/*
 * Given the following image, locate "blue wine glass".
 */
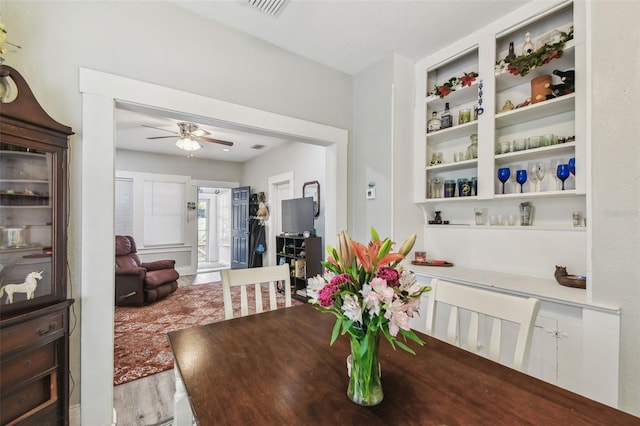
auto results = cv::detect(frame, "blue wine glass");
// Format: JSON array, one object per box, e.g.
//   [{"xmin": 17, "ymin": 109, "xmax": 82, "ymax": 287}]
[
  {"xmin": 557, "ymin": 164, "xmax": 570, "ymax": 190},
  {"xmin": 516, "ymin": 169, "xmax": 527, "ymax": 193},
  {"xmin": 568, "ymin": 157, "xmax": 575, "ymax": 175},
  {"xmin": 497, "ymin": 167, "xmax": 510, "ymax": 194}
]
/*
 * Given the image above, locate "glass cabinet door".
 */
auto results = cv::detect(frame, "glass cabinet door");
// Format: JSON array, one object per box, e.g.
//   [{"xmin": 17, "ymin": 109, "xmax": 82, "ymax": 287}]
[{"xmin": 0, "ymin": 142, "xmax": 62, "ymax": 312}]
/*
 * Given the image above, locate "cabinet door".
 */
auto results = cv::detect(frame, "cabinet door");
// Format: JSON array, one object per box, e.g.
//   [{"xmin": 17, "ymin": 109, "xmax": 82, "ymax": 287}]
[{"xmin": 0, "ymin": 142, "xmax": 66, "ymax": 314}]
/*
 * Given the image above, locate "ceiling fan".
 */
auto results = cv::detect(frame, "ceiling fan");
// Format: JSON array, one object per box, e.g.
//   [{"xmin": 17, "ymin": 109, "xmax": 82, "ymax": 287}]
[{"xmin": 143, "ymin": 122, "xmax": 234, "ymax": 152}]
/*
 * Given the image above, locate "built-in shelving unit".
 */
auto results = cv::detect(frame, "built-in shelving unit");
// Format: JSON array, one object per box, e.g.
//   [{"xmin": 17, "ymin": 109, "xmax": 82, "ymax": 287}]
[{"xmin": 415, "ymin": 0, "xmax": 584, "ymax": 230}]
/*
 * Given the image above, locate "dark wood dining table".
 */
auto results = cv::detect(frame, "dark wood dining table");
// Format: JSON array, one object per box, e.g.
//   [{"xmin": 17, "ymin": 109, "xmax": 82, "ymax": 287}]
[{"xmin": 168, "ymin": 304, "xmax": 639, "ymax": 425}]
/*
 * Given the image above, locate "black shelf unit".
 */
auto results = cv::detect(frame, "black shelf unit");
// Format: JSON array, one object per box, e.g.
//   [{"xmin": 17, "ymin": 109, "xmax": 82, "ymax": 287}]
[{"xmin": 276, "ymin": 235, "xmax": 322, "ymax": 301}]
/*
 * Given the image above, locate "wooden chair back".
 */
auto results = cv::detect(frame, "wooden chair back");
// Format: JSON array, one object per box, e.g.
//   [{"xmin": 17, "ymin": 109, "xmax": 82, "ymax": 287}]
[
  {"xmin": 425, "ymin": 278, "xmax": 541, "ymax": 371},
  {"xmin": 221, "ymin": 264, "xmax": 291, "ymax": 319}
]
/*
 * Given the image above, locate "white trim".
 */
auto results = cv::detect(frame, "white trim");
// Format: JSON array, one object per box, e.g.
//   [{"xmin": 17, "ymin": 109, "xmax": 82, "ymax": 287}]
[
  {"xmin": 267, "ymin": 172, "xmax": 295, "ymax": 265},
  {"xmin": 79, "ymin": 68, "xmax": 348, "ymax": 425}
]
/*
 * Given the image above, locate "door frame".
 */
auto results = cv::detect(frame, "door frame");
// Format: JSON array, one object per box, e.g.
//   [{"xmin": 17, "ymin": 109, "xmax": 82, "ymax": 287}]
[
  {"xmin": 79, "ymin": 68, "xmax": 348, "ymax": 425},
  {"xmin": 267, "ymin": 172, "xmax": 294, "ymax": 266},
  {"xmin": 191, "ymin": 179, "xmax": 238, "ymax": 274}
]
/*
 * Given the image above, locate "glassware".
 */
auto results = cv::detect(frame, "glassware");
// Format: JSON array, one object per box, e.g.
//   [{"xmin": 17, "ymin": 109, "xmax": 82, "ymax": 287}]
[
  {"xmin": 535, "ymin": 162, "xmax": 546, "ymax": 191},
  {"xmin": 467, "ymin": 134, "xmax": 478, "ymax": 159},
  {"xmin": 433, "ymin": 177, "xmax": 444, "ymax": 198},
  {"xmin": 516, "ymin": 169, "xmax": 528, "ymax": 193},
  {"xmin": 459, "ymin": 109, "xmax": 471, "ymax": 124},
  {"xmin": 513, "ymin": 138, "xmax": 526, "ymax": 151},
  {"xmin": 549, "ymin": 159, "xmax": 560, "ymax": 190},
  {"xmin": 528, "ymin": 162, "xmax": 538, "ymax": 192},
  {"xmin": 458, "ymin": 178, "xmax": 472, "ymax": 197},
  {"xmin": 444, "ymin": 180, "xmax": 456, "ymax": 198},
  {"xmin": 527, "ymin": 136, "xmax": 541, "ymax": 149},
  {"xmin": 497, "ymin": 167, "xmax": 510, "ymax": 194},
  {"xmin": 500, "ymin": 140, "xmax": 511, "ymax": 154},
  {"xmin": 474, "ymin": 208, "xmax": 485, "ymax": 225},
  {"xmin": 569, "ymin": 157, "xmax": 575, "ymax": 175},
  {"xmin": 557, "ymin": 164, "xmax": 570, "ymax": 190}
]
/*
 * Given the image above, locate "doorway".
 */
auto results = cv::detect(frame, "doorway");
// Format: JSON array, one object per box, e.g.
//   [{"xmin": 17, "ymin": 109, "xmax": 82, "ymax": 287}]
[
  {"xmin": 197, "ymin": 187, "xmax": 231, "ymax": 272},
  {"xmin": 79, "ymin": 68, "xmax": 348, "ymax": 425}
]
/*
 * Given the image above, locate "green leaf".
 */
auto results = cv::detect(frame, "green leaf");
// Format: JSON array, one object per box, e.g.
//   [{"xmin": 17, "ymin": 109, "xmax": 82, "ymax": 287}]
[
  {"xmin": 400, "ymin": 329, "xmax": 425, "ymax": 346},
  {"xmin": 396, "ymin": 340, "xmax": 416, "ymax": 355},
  {"xmin": 330, "ymin": 318, "xmax": 341, "ymax": 345}
]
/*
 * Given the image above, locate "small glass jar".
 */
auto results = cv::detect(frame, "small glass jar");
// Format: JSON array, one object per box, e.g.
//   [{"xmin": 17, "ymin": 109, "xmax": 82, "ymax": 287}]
[
  {"xmin": 459, "ymin": 108, "xmax": 471, "ymax": 124},
  {"xmin": 500, "ymin": 140, "xmax": 512, "ymax": 154},
  {"xmin": 444, "ymin": 180, "xmax": 456, "ymax": 198},
  {"xmin": 513, "ymin": 138, "xmax": 527, "ymax": 151},
  {"xmin": 427, "ymin": 111, "xmax": 441, "ymax": 133},
  {"xmin": 467, "ymin": 134, "xmax": 478, "ymax": 159},
  {"xmin": 528, "ymin": 136, "xmax": 541, "ymax": 149}
]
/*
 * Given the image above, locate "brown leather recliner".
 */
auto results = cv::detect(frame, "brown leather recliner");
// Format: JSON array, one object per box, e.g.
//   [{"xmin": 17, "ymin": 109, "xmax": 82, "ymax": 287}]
[{"xmin": 115, "ymin": 235, "xmax": 179, "ymax": 306}]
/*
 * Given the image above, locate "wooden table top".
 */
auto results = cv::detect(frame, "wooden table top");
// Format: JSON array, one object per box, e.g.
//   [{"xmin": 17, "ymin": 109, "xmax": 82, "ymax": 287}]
[{"xmin": 168, "ymin": 304, "xmax": 639, "ymax": 425}]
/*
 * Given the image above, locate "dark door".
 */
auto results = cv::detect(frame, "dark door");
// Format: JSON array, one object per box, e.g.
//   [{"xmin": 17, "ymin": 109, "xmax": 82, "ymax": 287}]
[{"xmin": 230, "ymin": 186, "xmax": 250, "ymax": 269}]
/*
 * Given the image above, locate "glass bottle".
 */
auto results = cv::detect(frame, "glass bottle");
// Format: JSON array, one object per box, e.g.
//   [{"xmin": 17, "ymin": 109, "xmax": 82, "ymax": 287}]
[
  {"xmin": 506, "ymin": 41, "xmax": 516, "ymax": 61},
  {"xmin": 427, "ymin": 111, "xmax": 441, "ymax": 133},
  {"xmin": 522, "ymin": 32, "xmax": 534, "ymax": 56},
  {"xmin": 441, "ymin": 102, "xmax": 452, "ymax": 129}
]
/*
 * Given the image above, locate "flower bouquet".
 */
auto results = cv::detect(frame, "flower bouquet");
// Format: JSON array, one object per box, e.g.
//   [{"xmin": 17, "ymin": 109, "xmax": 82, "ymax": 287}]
[{"xmin": 307, "ymin": 228, "xmax": 431, "ymax": 406}]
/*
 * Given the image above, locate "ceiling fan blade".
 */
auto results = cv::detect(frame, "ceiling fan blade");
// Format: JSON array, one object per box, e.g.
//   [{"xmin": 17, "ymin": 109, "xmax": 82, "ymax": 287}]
[
  {"xmin": 200, "ymin": 136, "xmax": 234, "ymax": 147},
  {"xmin": 147, "ymin": 135, "xmax": 178, "ymax": 140},
  {"xmin": 191, "ymin": 129, "xmax": 210, "ymax": 137},
  {"xmin": 142, "ymin": 124, "xmax": 179, "ymax": 135}
]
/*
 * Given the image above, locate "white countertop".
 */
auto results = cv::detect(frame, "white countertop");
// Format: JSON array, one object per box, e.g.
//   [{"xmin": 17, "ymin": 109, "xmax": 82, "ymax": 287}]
[{"xmin": 408, "ymin": 264, "xmax": 620, "ymax": 314}]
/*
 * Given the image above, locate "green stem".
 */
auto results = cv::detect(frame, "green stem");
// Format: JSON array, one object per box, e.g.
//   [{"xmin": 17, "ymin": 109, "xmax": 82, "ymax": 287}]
[{"xmin": 347, "ymin": 329, "xmax": 383, "ymax": 406}]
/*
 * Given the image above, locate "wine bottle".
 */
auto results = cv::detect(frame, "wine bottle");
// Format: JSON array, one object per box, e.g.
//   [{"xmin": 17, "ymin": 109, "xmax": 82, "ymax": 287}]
[
  {"xmin": 506, "ymin": 42, "xmax": 516, "ymax": 61},
  {"xmin": 522, "ymin": 32, "xmax": 534, "ymax": 56},
  {"xmin": 441, "ymin": 102, "xmax": 452, "ymax": 129},
  {"xmin": 553, "ymin": 69, "xmax": 575, "ymax": 82}
]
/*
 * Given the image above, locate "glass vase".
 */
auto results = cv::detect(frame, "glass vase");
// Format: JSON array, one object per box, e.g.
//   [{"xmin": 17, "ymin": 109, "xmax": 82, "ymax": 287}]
[{"xmin": 347, "ymin": 330, "xmax": 383, "ymax": 406}]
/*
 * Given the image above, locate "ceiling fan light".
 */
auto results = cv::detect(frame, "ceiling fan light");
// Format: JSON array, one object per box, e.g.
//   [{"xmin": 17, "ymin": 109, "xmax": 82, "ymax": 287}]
[{"xmin": 175, "ymin": 136, "xmax": 202, "ymax": 151}]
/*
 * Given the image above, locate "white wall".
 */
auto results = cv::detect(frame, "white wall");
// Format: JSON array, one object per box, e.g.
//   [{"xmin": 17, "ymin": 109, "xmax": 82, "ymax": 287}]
[
  {"xmin": 116, "ymin": 149, "xmax": 243, "ymax": 182},
  {"xmin": 590, "ymin": 0, "xmax": 640, "ymax": 415},
  {"xmin": 242, "ymin": 140, "xmax": 327, "ymax": 263},
  {"xmin": 0, "ymin": 0, "xmax": 351, "ymax": 415},
  {"xmin": 351, "ymin": 56, "xmax": 394, "ymax": 241}
]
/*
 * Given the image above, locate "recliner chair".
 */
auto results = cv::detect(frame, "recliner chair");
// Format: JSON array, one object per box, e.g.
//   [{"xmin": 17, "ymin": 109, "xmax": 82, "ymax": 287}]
[{"xmin": 115, "ymin": 235, "xmax": 179, "ymax": 306}]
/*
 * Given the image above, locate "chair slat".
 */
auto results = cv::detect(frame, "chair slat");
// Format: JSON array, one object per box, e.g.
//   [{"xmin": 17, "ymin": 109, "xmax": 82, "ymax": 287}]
[
  {"xmin": 426, "ymin": 278, "xmax": 541, "ymax": 371},
  {"xmin": 221, "ymin": 264, "xmax": 292, "ymax": 320}
]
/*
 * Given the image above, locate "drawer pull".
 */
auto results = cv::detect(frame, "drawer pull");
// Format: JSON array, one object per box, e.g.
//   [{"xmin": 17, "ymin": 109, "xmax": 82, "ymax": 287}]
[
  {"xmin": 37, "ymin": 321, "xmax": 58, "ymax": 336},
  {"xmin": 18, "ymin": 395, "xmax": 27, "ymax": 404},
  {"xmin": 23, "ymin": 359, "xmax": 32, "ymax": 367}
]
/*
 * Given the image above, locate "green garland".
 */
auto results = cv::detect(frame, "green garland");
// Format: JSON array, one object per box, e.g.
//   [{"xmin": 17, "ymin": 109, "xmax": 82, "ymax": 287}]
[{"xmin": 500, "ymin": 29, "xmax": 573, "ymax": 77}]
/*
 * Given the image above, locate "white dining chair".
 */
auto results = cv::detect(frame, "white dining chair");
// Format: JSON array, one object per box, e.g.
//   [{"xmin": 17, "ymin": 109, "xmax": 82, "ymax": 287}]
[
  {"xmin": 425, "ymin": 278, "xmax": 541, "ymax": 371},
  {"xmin": 221, "ymin": 264, "xmax": 292, "ymax": 319}
]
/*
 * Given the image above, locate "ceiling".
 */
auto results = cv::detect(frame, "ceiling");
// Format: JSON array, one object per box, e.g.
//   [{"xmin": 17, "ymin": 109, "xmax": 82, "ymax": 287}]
[
  {"xmin": 115, "ymin": 104, "xmax": 290, "ymax": 162},
  {"xmin": 117, "ymin": 0, "xmax": 532, "ymax": 161}
]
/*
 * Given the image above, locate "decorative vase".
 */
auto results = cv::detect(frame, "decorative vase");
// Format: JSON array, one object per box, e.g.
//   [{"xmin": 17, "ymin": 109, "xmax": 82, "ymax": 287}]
[{"xmin": 347, "ymin": 329, "xmax": 383, "ymax": 406}]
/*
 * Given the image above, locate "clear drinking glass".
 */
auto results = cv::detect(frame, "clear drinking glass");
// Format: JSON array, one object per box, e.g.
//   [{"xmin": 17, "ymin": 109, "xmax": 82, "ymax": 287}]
[
  {"xmin": 528, "ymin": 162, "xmax": 539, "ymax": 192},
  {"xmin": 535, "ymin": 162, "xmax": 546, "ymax": 191}
]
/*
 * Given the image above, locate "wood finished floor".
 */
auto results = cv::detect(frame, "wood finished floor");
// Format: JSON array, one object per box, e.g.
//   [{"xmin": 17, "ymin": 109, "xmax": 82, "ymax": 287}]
[{"xmin": 113, "ymin": 271, "xmax": 224, "ymax": 425}]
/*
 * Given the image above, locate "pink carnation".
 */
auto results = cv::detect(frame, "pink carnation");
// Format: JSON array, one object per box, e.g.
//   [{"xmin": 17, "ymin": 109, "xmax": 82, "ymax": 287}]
[
  {"xmin": 377, "ymin": 267, "xmax": 401, "ymax": 287},
  {"xmin": 318, "ymin": 283, "xmax": 338, "ymax": 307},
  {"xmin": 330, "ymin": 273, "xmax": 351, "ymax": 287}
]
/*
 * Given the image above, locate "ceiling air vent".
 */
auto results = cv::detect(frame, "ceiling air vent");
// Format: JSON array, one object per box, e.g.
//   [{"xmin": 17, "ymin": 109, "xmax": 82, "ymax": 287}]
[
  {"xmin": 251, "ymin": 144, "xmax": 266, "ymax": 150},
  {"xmin": 247, "ymin": 0, "xmax": 289, "ymax": 17}
]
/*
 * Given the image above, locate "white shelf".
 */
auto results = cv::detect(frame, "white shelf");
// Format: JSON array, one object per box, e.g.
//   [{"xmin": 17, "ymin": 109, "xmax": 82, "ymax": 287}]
[
  {"xmin": 0, "ymin": 179, "xmax": 49, "ymax": 184},
  {"xmin": 493, "ymin": 189, "xmax": 581, "ymax": 199},
  {"xmin": 426, "ymin": 158, "xmax": 477, "ymax": 173},
  {"xmin": 495, "ymin": 141, "xmax": 575, "ymax": 164},
  {"xmin": 426, "ymin": 121, "xmax": 478, "ymax": 144},
  {"xmin": 426, "ymin": 80, "xmax": 479, "ymax": 107},
  {"xmin": 495, "ymin": 93, "xmax": 575, "ymax": 128},
  {"xmin": 421, "ymin": 196, "xmax": 478, "ymax": 203},
  {"xmin": 427, "ymin": 223, "xmax": 586, "ymax": 232}
]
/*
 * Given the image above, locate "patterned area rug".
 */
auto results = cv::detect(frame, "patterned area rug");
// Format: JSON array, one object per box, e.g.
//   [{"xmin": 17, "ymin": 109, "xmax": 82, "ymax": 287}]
[{"xmin": 114, "ymin": 281, "xmax": 300, "ymax": 385}]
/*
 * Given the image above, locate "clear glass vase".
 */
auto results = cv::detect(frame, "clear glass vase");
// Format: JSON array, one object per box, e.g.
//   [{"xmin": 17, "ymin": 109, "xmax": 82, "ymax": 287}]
[{"xmin": 347, "ymin": 330, "xmax": 383, "ymax": 406}]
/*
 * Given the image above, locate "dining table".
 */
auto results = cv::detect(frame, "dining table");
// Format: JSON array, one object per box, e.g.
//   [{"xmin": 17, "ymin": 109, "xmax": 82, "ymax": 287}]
[{"xmin": 167, "ymin": 303, "xmax": 639, "ymax": 425}]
